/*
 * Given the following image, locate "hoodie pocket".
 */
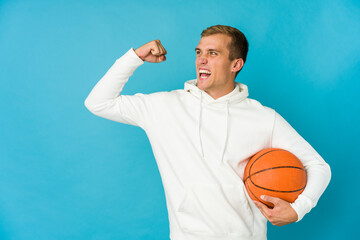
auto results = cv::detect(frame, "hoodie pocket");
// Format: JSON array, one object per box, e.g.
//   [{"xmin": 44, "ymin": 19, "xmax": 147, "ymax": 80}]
[{"xmin": 177, "ymin": 183, "xmax": 254, "ymax": 237}]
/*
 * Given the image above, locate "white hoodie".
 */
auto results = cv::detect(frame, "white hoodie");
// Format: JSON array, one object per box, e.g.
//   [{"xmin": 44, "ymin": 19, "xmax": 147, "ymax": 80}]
[{"xmin": 84, "ymin": 49, "xmax": 331, "ymax": 240}]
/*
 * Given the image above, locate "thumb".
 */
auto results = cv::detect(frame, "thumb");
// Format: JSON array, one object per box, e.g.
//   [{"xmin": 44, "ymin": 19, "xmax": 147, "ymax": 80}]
[{"xmin": 158, "ymin": 55, "xmax": 166, "ymax": 62}]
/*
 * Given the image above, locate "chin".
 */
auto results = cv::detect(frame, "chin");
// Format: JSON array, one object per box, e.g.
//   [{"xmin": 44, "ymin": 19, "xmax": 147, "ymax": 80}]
[
  {"xmin": 196, "ymin": 81, "xmax": 206, "ymax": 90},
  {"xmin": 197, "ymin": 78, "xmax": 210, "ymax": 90}
]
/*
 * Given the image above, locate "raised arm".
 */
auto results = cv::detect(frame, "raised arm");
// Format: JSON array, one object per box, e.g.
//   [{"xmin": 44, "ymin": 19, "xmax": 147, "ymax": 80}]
[{"xmin": 84, "ymin": 40, "xmax": 167, "ymax": 127}]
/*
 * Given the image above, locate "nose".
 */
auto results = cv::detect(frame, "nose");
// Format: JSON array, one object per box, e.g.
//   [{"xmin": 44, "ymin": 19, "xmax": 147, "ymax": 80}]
[{"xmin": 198, "ymin": 55, "xmax": 208, "ymax": 65}]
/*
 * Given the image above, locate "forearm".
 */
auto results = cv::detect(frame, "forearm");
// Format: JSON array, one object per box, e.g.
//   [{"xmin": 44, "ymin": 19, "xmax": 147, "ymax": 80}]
[
  {"xmin": 271, "ymin": 111, "xmax": 331, "ymax": 221},
  {"xmin": 84, "ymin": 48, "xmax": 144, "ymax": 114},
  {"xmin": 291, "ymin": 158, "xmax": 331, "ymax": 221}
]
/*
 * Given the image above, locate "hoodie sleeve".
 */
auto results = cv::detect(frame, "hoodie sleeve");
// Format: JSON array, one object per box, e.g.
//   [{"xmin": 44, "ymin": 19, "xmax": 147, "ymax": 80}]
[
  {"xmin": 84, "ymin": 48, "xmax": 149, "ymax": 128},
  {"xmin": 271, "ymin": 111, "xmax": 331, "ymax": 222}
]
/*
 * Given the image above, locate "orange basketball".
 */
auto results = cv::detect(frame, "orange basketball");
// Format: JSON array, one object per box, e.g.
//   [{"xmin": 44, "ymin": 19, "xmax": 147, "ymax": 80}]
[{"xmin": 243, "ymin": 148, "xmax": 307, "ymax": 208}]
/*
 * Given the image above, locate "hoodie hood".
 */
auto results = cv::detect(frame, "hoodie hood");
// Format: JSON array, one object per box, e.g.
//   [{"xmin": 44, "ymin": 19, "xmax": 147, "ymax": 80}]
[
  {"xmin": 184, "ymin": 79, "xmax": 249, "ymax": 165},
  {"xmin": 184, "ymin": 79, "xmax": 249, "ymax": 104}
]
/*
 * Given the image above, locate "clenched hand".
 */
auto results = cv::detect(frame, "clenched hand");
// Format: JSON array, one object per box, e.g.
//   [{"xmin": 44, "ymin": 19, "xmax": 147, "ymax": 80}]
[{"xmin": 135, "ymin": 39, "xmax": 167, "ymax": 63}]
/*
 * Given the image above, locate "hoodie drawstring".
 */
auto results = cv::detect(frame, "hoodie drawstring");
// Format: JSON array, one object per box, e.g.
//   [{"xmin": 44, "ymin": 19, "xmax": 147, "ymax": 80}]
[
  {"xmin": 220, "ymin": 100, "xmax": 229, "ymax": 163},
  {"xmin": 198, "ymin": 92, "xmax": 205, "ymax": 158},
  {"xmin": 198, "ymin": 93, "xmax": 229, "ymax": 164}
]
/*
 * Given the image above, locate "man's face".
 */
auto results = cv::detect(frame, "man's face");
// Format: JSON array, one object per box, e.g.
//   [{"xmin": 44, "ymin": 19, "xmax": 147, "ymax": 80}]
[{"xmin": 195, "ymin": 34, "xmax": 238, "ymax": 99}]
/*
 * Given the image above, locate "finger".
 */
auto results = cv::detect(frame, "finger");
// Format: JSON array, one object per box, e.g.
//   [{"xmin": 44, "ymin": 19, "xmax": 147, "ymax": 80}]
[
  {"xmin": 261, "ymin": 195, "xmax": 280, "ymax": 206},
  {"xmin": 255, "ymin": 204, "xmax": 268, "ymax": 219},
  {"xmin": 153, "ymin": 40, "xmax": 162, "ymax": 55},
  {"xmin": 155, "ymin": 43, "xmax": 166, "ymax": 62},
  {"xmin": 150, "ymin": 40, "xmax": 162, "ymax": 56},
  {"xmin": 154, "ymin": 39, "xmax": 167, "ymax": 55},
  {"xmin": 158, "ymin": 55, "xmax": 166, "ymax": 62},
  {"xmin": 153, "ymin": 54, "xmax": 166, "ymax": 63},
  {"xmin": 157, "ymin": 41, "xmax": 167, "ymax": 56},
  {"xmin": 254, "ymin": 200, "xmax": 271, "ymax": 217},
  {"xmin": 160, "ymin": 43, "xmax": 167, "ymax": 55},
  {"xmin": 151, "ymin": 45, "xmax": 161, "ymax": 56}
]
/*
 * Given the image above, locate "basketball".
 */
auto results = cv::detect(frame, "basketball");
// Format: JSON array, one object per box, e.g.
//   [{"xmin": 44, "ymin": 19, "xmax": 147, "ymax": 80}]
[{"xmin": 243, "ymin": 148, "xmax": 307, "ymax": 208}]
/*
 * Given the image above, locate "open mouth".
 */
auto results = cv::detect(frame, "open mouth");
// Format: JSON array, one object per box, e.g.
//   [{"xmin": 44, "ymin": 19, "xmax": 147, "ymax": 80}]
[{"xmin": 199, "ymin": 69, "xmax": 211, "ymax": 79}]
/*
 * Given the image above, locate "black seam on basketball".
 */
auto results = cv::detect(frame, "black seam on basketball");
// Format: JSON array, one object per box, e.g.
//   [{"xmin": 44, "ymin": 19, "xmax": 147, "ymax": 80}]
[
  {"xmin": 250, "ymin": 149, "xmax": 284, "ymax": 174},
  {"xmin": 243, "ymin": 166, "xmax": 305, "ymax": 182},
  {"xmin": 251, "ymin": 184, "xmax": 306, "ymax": 193},
  {"xmin": 246, "ymin": 180, "xmax": 272, "ymax": 208},
  {"xmin": 244, "ymin": 149, "xmax": 284, "ymax": 182},
  {"xmin": 245, "ymin": 149, "xmax": 306, "ymax": 193}
]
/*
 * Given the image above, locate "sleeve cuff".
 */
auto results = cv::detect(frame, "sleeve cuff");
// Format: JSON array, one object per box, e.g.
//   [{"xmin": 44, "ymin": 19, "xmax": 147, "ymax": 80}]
[
  {"xmin": 110, "ymin": 48, "xmax": 144, "ymax": 75},
  {"xmin": 290, "ymin": 195, "xmax": 313, "ymax": 222},
  {"xmin": 128, "ymin": 48, "xmax": 145, "ymax": 64}
]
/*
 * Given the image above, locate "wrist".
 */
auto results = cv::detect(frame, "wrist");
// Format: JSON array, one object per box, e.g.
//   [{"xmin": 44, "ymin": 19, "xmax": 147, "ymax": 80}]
[{"xmin": 134, "ymin": 48, "xmax": 145, "ymax": 61}]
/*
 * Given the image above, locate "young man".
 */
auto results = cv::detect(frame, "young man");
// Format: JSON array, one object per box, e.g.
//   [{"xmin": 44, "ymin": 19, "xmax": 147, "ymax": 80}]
[{"xmin": 84, "ymin": 25, "xmax": 331, "ymax": 240}]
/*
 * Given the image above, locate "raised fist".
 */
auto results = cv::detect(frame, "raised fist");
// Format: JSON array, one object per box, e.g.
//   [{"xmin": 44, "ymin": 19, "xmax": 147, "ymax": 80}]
[{"xmin": 135, "ymin": 39, "xmax": 167, "ymax": 63}]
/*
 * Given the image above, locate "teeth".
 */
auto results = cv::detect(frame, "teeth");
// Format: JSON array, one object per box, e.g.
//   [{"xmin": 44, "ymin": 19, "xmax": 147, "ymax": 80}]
[{"xmin": 199, "ymin": 69, "xmax": 211, "ymax": 74}]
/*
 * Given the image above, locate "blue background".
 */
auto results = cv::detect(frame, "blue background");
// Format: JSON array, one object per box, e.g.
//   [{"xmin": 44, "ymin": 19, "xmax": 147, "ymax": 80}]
[{"xmin": 1, "ymin": 0, "xmax": 359, "ymax": 239}]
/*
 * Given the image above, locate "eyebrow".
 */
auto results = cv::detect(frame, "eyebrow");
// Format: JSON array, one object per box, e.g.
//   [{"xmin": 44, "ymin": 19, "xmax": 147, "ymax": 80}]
[{"xmin": 195, "ymin": 48, "xmax": 221, "ymax": 53}]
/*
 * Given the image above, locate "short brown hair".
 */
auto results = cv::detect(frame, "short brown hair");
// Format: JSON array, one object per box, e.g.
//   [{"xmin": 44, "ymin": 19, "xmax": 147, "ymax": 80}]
[{"xmin": 201, "ymin": 25, "xmax": 249, "ymax": 64}]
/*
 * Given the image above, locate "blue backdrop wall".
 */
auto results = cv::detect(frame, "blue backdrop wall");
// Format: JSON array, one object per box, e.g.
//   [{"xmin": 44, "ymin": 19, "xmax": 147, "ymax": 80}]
[{"xmin": 1, "ymin": 0, "xmax": 359, "ymax": 239}]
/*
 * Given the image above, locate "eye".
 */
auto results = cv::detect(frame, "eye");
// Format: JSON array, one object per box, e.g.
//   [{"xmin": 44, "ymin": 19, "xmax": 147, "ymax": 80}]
[
  {"xmin": 195, "ymin": 50, "xmax": 201, "ymax": 55},
  {"xmin": 210, "ymin": 51, "xmax": 217, "ymax": 55}
]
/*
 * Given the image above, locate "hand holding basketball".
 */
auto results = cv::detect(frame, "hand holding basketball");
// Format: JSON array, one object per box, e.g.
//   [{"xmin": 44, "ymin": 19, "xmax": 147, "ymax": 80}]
[
  {"xmin": 135, "ymin": 39, "xmax": 167, "ymax": 63},
  {"xmin": 254, "ymin": 195, "xmax": 298, "ymax": 226},
  {"xmin": 243, "ymin": 148, "xmax": 307, "ymax": 207},
  {"xmin": 243, "ymin": 148, "xmax": 306, "ymax": 226}
]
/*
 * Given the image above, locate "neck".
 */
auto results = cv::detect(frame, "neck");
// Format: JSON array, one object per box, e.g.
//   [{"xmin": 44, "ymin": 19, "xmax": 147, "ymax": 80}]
[{"xmin": 205, "ymin": 83, "xmax": 235, "ymax": 100}]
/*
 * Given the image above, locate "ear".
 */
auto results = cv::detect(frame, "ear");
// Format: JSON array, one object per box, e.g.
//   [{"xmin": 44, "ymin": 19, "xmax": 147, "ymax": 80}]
[{"xmin": 232, "ymin": 58, "xmax": 244, "ymax": 73}]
